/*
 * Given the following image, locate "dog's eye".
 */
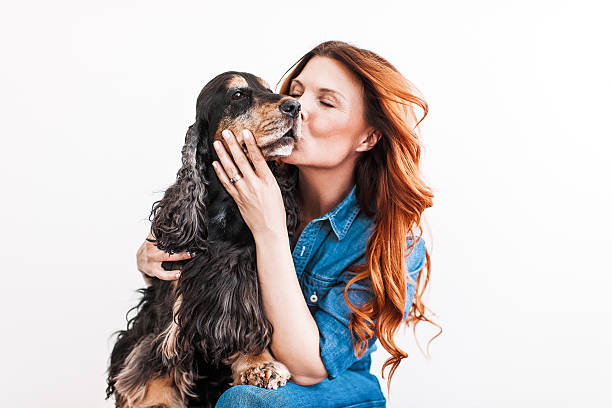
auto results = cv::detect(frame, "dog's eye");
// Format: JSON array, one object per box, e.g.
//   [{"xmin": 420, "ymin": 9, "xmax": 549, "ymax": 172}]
[{"xmin": 232, "ymin": 91, "xmax": 245, "ymax": 100}]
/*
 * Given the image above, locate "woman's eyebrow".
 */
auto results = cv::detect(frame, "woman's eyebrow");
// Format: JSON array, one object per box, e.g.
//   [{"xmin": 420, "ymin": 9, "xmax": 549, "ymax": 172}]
[{"xmin": 291, "ymin": 79, "xmax": 346, "ymax": 101}]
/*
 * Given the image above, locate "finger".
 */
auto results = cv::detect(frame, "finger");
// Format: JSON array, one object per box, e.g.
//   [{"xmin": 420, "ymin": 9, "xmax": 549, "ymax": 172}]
[
  {"xmin": 157, "ymin": 250, "xmax": 193, "ymax": 262},
  {"xmin": 214, "ymin": 137, "xmax": 242, "ymax": 183},
  {"xmin": 144, "ymin": 240, "xmax": 193, "ymax": 261},
  {"xmin": 212, "ymin": 160, "xmax": 240, "ymax": 198},
  {"xmin": 152, "ymin": 265, "xmax": 181, "ymax": 281},
  {"xmin": 243, "ymin": 129, "xmax": 270, "ymax": 176},
  {"xmin": 221, "ymin": 129, "xmax": 256, "ymax": 180}
]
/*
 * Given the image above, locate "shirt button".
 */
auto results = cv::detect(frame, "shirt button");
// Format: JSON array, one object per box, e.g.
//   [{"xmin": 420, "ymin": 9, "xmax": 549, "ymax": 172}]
[{"xmin": 310, "ymin": 293, "xmax": 318, "ymax": 303}]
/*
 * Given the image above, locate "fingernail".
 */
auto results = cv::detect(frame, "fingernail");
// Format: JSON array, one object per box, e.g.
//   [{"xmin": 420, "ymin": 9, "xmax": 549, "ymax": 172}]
[
  {"xmin": 222, "ymin": 130, "xmax": 231, "ymax": 139},
  {"xmin": 243, "ymin": 130, "xmax": 251, "ymax": 139},
  {"xmin": 213, "ymin": 141, "xmax": 221, "ymax": 149},
  {"xmin": 175, "ymin": 272, "xmax": 181, "ymax": 279}
]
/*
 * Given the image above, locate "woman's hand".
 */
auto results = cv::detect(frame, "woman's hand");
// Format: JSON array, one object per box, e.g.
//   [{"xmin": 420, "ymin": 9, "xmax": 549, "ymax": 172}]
[
  {"xmin": 136, "ymin": 230, "xmax": 193, "ymax": 285},
  {"xmin": 212, "ymin": 129, "xmax": 288, "ymax": 238}
]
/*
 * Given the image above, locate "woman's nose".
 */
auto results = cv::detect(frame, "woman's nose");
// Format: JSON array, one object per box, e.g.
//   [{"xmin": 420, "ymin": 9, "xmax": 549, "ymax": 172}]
[{"xmin": 290, "ymin": 94, "xmax": 309, "ymax": 121}]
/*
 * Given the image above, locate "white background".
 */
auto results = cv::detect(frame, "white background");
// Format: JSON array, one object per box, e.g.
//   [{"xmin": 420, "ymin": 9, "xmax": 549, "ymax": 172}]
[{"xmin": 1, "ymin": 1, "xmax": 610, "ymax": 407}]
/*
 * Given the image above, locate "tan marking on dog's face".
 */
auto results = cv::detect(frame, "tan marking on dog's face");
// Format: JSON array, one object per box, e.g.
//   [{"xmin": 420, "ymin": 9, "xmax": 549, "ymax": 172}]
[
  {"xmin": 214, "ymin": 96, "xmax": 298, "ymax": 160},
  {"xmin": 227, "ymin": 75, "xmax": 248, "ymax": 89},
  {"xmin": 257, "ymin": 77, "xmax": 271, "ymax": 90},
  {"xmin": 215, "ymin": 116, "xmax": 252, "ymax": 145}
]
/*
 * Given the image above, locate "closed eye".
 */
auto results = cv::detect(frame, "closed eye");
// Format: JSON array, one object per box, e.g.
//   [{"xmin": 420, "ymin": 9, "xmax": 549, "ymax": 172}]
[{"xmin": 290, "ymin": 93, "xmax": 334, "ymax": 108}]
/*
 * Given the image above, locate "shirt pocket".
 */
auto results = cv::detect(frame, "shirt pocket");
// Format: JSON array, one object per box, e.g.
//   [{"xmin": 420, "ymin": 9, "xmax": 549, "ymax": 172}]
[{"xmin": 301, "ymin": 272, "xmax": 337, "ymax": 309}]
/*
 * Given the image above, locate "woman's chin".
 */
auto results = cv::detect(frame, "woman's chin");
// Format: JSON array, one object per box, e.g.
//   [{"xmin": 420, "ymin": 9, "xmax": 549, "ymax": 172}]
[{"xmin": 280, "ymin": 151, "xmax": 298, "ymax": 165}]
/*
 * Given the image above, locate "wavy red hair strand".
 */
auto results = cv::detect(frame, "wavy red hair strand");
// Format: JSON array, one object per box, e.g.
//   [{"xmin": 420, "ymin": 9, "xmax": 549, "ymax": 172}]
[{"xmin": 277, "ymin": 41, "xmax": 440, "ymax": 397}]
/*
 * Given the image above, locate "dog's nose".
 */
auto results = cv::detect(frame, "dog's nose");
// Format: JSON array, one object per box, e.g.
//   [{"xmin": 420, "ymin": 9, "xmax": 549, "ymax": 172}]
[{"xmin": 279, "ymin": 99, "xmax": 301, "ymax": 118}]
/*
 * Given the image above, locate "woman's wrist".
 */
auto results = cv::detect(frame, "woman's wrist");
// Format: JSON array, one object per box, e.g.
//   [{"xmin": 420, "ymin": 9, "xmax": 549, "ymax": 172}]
[{"xmin": 253, "ymin": 224, "xmax": 289, "ymax": 246}]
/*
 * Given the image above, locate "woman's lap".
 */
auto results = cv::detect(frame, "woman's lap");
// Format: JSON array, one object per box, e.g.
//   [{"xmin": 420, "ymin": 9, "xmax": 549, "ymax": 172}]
[{"xmin": 189, "ymin": 369, "xmax": 386, "ymax": 408}]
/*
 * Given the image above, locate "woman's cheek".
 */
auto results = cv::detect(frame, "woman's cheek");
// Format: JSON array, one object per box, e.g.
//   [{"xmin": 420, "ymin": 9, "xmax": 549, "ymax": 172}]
[{"xmin": 282, "ymin": 136, "xmax": 309, "ymax": 164}]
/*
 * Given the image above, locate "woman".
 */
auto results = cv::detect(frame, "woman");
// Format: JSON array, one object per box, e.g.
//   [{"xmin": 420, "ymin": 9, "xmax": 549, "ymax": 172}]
[{"xmin": 137, "ymin": 41, "xmax": 435, "ymax": 407}]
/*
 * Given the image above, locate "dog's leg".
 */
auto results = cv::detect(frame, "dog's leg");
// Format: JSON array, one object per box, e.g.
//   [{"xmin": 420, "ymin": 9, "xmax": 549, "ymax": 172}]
[
  {"xmin": 226, "ymin": 349, "xmax": 291, "ymax": 389},
  {"xmin": 138, "ymin": 375, "xmax": 184, "ymax": 408},
  {"xmin": 113, "ymin": 335, "xmax": 155, "ymax": 407},
  {"xmin": 115, "ymin": 375, "xmax": 184, "ymax": 408},
  {"xmin": 114, "ymin": 334, "xmax": 194, "ymax": 408},
  {"xmin": 115, "ymin": 373, "xmax": 192, "ymax": 408}
]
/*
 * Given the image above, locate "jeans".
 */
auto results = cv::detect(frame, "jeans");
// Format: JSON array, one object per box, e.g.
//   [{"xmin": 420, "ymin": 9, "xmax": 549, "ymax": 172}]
[{"xmin": 189, "ymin": 369, "xmax": 386, "ymax": 408}]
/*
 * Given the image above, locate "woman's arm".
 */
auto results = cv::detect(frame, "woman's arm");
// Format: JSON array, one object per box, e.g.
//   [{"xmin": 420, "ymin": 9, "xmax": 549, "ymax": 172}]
[
  {"xmin": 212, "ymin": 129, "xmax": 328, "ymax": 385},
  {"xmin": 253, "ymin": 228, "xmax": 328, "ymax": 386}
]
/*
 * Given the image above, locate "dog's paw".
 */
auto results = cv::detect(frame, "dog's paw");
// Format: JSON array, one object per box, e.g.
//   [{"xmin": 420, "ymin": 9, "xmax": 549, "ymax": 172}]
[{"xmin": 235, "ymin": 361, "xmax": 291, "ymax": 390}]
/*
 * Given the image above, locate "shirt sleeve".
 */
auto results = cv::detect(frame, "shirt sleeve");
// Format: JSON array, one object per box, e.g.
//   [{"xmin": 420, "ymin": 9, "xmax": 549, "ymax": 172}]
[{"xmin": 315, "ymin": 235, "xmax": 427, "ymax": 380}]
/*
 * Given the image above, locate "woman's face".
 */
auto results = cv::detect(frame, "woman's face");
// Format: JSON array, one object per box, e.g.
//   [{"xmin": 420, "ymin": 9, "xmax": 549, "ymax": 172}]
[{"xmin": 281, "ymin": 56, "xmax": 374, "ymax": 169}]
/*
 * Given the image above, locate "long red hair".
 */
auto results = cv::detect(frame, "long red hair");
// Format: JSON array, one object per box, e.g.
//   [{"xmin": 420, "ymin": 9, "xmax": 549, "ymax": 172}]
[{"xmin": 278, "ymin": 41, "xmax": 439, "ymax": 395}]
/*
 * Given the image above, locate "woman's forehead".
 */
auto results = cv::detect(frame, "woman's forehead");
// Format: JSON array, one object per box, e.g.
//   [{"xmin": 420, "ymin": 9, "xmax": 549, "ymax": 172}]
[{"xmin": 292, "ymin": 56, "xmax": 364, "ymax": 99}]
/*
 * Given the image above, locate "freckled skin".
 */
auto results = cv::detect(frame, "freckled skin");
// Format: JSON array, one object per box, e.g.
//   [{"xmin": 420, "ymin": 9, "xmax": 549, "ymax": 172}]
[{"xmin": 281, "ymin": 56, "xmax": 373, "ymax": 170}]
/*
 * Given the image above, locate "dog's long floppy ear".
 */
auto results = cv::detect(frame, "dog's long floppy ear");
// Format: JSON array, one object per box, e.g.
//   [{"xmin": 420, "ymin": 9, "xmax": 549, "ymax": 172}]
[
  {"xmin": 271, "ymin": 161, "xmax": 299, "ymax": 240},
  {"xmin": 149, "ymin": 120, "xmax": 209, "ymax": 254}
]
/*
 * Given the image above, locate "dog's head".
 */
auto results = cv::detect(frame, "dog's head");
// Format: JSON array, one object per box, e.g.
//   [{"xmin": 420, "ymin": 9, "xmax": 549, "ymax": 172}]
[
  {"xmin": 198, "ymin": 72, "xmax": 301, "ymax": 160},
  {"xmin": 150, "ymin": 72, "xmax": 300, "ymax": 254}
]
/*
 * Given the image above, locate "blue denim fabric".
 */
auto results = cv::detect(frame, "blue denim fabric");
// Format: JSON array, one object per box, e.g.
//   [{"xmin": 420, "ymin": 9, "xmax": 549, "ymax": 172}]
[
  {"xmin": 213, "ymin": 370, "xmax": 386, "ymax": 407},
  {"xmin": 208, "ymin": 184, "xmax": 426, "ymax": 407},
  {"xmin": 291, "ymin": 184, "xmax": 426, "ymax": 380}
]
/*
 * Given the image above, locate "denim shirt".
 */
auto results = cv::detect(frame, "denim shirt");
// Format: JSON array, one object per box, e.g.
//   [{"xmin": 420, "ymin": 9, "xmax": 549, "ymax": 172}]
[{"xmin": 291, "ymin": 184, "xmax": 427, "ymax": 380}]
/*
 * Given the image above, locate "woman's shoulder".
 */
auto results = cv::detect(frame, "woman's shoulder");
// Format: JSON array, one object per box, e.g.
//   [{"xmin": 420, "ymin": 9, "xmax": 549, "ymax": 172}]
[{"xmin": 304, "ymin": 210, "xmax": 373, "ymax": 281}]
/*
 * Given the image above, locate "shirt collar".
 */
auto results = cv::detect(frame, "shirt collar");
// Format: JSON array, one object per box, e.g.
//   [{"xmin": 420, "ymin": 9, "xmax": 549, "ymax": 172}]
[{"xmin": 313, "ymin": 184, "xmax": 360, "ymax": 241}]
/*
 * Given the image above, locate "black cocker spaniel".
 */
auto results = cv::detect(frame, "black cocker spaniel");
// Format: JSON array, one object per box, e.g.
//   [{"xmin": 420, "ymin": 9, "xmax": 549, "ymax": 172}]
[{"xmin": 106, "ymin": 72, "xmax": 301, "ymax": 408}]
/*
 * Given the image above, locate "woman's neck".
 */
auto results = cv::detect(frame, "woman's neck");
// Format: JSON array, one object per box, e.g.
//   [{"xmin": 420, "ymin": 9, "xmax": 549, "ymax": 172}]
[{"xmin": 297, "ymin": 163, "xmax": 355, "ymax": 222}]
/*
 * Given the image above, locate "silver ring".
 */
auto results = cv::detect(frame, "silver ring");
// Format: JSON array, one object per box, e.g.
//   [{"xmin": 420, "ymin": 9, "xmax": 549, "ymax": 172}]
[{"xmin": 229, "ymin": 173, "xmax": 243, "ymax": 184}]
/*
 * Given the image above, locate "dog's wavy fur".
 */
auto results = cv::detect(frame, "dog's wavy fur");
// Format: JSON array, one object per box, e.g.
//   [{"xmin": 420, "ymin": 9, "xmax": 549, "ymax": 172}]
[{"xmin": 106, "ymin": 72, "xmax": 300, "ymax": 407}]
